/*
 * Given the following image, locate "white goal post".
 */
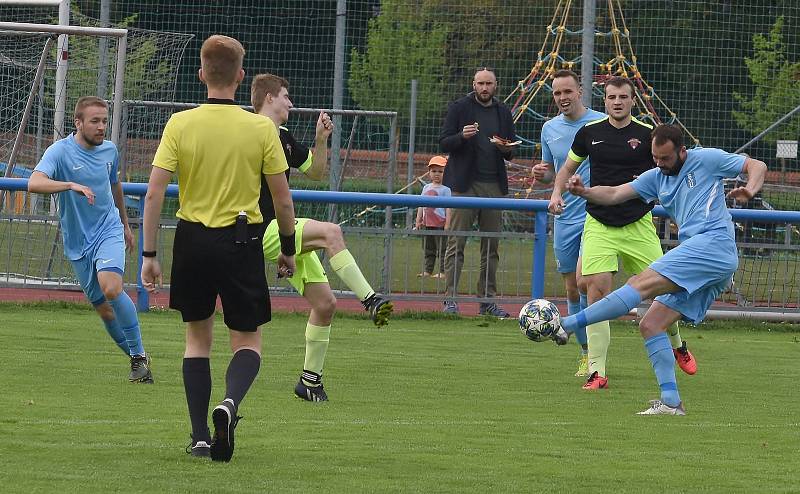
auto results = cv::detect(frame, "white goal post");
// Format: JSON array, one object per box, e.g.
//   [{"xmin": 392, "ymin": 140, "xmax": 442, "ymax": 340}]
[{"xmin": 0, "ymin": 21, "xmax": 128, "ymax": 210}]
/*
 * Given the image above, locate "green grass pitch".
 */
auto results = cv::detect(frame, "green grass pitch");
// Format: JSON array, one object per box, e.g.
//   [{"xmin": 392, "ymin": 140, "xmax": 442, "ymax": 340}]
[{"xmin": 1, "ymin": 303, "xmax": 799, "ymax": 492}]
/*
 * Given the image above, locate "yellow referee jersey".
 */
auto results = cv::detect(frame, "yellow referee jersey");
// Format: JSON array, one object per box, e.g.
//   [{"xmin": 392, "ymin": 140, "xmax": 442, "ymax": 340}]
[{"xmin": 153, "ymin": 103, "xmax": 288, "ymax": 227}]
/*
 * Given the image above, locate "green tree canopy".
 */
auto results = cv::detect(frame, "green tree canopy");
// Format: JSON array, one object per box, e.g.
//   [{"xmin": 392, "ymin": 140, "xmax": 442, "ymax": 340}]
[
  {"xmin": 349, "ymin": 0, "xmax": 449, "ymax": 131},
  {"xmin": 733, "ymin": 16, "xmax": 800, "ymax": 143}
]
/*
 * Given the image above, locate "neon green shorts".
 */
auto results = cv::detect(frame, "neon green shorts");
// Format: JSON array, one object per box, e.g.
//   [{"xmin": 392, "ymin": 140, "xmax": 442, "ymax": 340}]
[
  {"xmin": 263, "ymin": 218, "xmax": 328, "ymax": 295},
  {"xmin": 580, "ymin": 212, "xmax": 663, "ymax": 276}
]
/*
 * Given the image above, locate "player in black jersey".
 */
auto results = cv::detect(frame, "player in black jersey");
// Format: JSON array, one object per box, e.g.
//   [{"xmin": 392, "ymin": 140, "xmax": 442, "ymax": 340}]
[
  {"xmin": 548, "ymin": 77, "xmax": 695, "ymax": 390},
  {"xmin": 251, "ymin": 74, "xmax": 393, "ymax": 402}
]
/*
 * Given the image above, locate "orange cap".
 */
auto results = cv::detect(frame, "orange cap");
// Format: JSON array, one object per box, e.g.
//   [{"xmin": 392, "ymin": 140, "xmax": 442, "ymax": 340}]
[{"xmin": 428, "ymin": 155, "xmax": 447, "ymax": 168}]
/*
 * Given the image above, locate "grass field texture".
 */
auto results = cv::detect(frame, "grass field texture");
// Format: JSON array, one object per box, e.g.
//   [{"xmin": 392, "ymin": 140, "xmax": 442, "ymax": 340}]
[{"xmin": 1, "ymin": 303, "xmax": 799, "ymax": 493}]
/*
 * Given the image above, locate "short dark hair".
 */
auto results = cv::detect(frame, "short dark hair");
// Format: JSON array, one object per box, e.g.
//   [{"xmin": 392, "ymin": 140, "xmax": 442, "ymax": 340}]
[
  {"xmin": 552, "ymin": 69, "xmax": 580, "ymax": 86},
  {"xmin": 74, "ymin": 96, "xmax": 108, "ymax": 120},
  {"xmin": 652, "ymin": 124, "xmax": 684, "ymax": 149},
  {"xmin": 604, "ymin": 76, "xmax": 635, "ymax": 97},
  {"xmin": 251, "ymin": 73, "xmax": 289, "ymax": 113}
]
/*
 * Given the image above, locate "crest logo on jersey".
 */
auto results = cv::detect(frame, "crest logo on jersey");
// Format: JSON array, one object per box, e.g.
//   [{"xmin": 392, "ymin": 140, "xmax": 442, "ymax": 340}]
[
  {"xmin": 627, "ymin": 138, "xmax": 641, "ymax": 149},
  {"xmin": 285, "ymin": 142, "xmax": 292, "ymax": 155},
  {"xmin": 685, "ymin": 172, "xmax": 696, "ymax": 188}
]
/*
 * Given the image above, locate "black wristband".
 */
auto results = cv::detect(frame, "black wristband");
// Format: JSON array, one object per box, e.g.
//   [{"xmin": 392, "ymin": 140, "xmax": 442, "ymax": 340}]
[
  {"xmin": 279, "ymin": 232, "xmax": 296, "ymax": 256},
  {"xmin": 142, "ymin": 250, "xmax": 157, "ymax": 258}
]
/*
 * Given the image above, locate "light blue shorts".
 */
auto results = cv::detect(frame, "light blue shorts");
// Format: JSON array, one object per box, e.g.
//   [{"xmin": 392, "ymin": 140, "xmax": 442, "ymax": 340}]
[
  {"xmin": 651, "ymin": 231, "xmax": 737, "ymax": 324},
  {"xmin": 70, "ymin": 233, "xmax": 126, "ymax": 306},
  {"xmin": 553, "ymin": 220, "xmax": 583, "ymax": 274}
]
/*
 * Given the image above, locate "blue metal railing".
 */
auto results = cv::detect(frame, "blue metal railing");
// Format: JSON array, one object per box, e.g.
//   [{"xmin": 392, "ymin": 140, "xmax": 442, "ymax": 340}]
[{"xmin": 3, "ymin": 178, "xmax": 800, "ymax": 312}]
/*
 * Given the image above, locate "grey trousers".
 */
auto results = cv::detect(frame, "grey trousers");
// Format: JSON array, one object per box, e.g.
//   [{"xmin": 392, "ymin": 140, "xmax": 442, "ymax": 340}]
[{"xmin": 443, "ymin": 181, "xmax": 504, "ymax": 299}]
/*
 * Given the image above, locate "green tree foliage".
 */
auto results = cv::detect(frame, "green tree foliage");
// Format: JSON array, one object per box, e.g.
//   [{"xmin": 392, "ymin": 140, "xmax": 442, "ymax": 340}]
[
  {"xmin": 733, "ymin": 16, "xmax": 800, "ymax": 142},
  {"xmin": 349, "ymin": 0, "xmax": 449, "ymax": 130}
]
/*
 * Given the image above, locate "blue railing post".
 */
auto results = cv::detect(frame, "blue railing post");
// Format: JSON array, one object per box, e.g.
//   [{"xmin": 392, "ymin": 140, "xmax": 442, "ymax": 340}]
[
  {"xmin": 135, "ymin": 197, "xmax": 149, "ymax": 312},
  {"xmin": 532, "ymin": 211, "xmax": 548, "ymax": 299}
]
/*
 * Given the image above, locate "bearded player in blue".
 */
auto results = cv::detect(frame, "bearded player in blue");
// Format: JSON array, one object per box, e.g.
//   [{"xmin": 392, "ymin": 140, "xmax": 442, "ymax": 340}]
[
  {"xmin": 28, "ymin": 96, "xmax": 153, "ymax": 383},
  {"xmin": 553, "ymin": 124, "xmax": 766, "ymax": 415}
]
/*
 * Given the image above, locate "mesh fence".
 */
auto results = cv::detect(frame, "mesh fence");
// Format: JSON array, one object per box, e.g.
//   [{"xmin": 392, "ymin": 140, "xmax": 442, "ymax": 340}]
[{"xmin": 0, "ymin": 0, "xmax": 799, "ymax": 308}]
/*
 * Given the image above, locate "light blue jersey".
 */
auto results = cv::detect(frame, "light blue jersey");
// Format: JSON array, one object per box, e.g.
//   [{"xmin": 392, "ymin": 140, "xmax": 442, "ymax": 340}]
[
  {"xmin": 631, "ymin": 148, "xmax": 745, "ymax": 242},
  {"xmin": 631, "ymin": 147, "xmax": 746, "ymax": 323},
  {"xmin": 34, "ymin": 134, "xmax": 122, "ymax": 260},
  {"xmin": 540, "ymin": 108, "xmax": 605, "ymax": 225}
]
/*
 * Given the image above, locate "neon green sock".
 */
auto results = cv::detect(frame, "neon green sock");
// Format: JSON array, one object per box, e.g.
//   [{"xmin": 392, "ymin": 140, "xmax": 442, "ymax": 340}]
[
  {"xmin": 586, "ymin": 320, "xmax": 610, "ymax": 377},
  {"xmin": 329, "ymin": 249, "xmax": 374, "ymax": 301},
  {"xmin": 666, "ymin": 322, "xmax": 682, "ymax": 349},
  {"xmin": 303, "ymin": 322, "xmax": 331, "ymax": 377}
]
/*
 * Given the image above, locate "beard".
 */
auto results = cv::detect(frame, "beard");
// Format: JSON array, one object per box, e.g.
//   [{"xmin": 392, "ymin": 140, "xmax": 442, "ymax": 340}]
[
  {"xmin": 85, "ymin": 134, "xmax": 104, "ymax": 146},
  {"xmin": 661, "ymin": 154, "xmax": 685, "ymax": 176},
  {"xmin": 476, "ymin": 91, "xmax": 494, "ymax": 104}
]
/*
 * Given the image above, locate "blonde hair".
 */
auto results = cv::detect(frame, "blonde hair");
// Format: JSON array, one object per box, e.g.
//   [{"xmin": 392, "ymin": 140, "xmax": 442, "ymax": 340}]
[
  {"xmin": 250, "ymin": 73, "xmax": 289, "ymax": 113},
  {"xmin": 74, "ymin": 96, "xmax": 107, "ymax": 120},
  {"xmin": 200, "ymin": 35, "xmax": 245, "ymax": 87}
]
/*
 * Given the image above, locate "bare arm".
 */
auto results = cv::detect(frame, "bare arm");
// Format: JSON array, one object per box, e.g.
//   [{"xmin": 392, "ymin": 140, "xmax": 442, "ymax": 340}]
[
  {"xmin": 140, "ymin": 166, "xmax": 172, "ymax": 291},
  {"xmin": 27, "ymin": 170, "xmax": 95, "ymax": 205},
  {"xmin": 111, "ymin": 181, "xmax": 134, "ymax": 251},
  {"xmin": 265, "ymin": 171, "xmax": 297, "ymax": 276},
  {"xmin": 305, "ymin": 112, "xmax": 333, "ymax": 181},
  {"xmin": 567, "ymin": 175, "xmax": 640, "ymax": 206},
  {"xmin": 727, "ymin": 157, "xmax": 767, "ymax": 202},
  {"xmin": 547, "ymin": 157, "xmax": 580, "ymax": 214}
]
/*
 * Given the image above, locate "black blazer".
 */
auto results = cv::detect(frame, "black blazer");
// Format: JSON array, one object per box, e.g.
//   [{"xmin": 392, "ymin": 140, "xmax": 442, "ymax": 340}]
[{"xmin": 439, "ymin": 93, "xmax": 516, "ymax": 195}]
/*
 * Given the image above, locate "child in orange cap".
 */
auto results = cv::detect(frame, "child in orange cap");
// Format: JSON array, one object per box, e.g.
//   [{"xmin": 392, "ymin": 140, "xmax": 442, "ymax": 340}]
[{"xmin": 415, "ymin": 156, "xmax": 451, "ymax": 278}]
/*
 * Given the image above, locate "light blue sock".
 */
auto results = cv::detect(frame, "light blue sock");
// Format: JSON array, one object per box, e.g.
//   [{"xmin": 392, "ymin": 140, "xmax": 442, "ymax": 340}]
[
  {"xmin": 567, "ymin": 299, "xmax": 588, "ymax": 346},
  {"xmin": 579, "ymin": 292, "xmax": 588, "ymax": 311},
  {"xmin": 102, "ymin": 318, "xmax": 129, "ymax": 354},
  {"xmin": 645, "ymin": 332, "xmax": 681, "ymax": 407},
  {"xmin": 561, "ymin": 284, "xmax": 642, "ymax": 333},
  {"xmin": 108, "ymin": 291, "xmax": 145, "ymax": 356}
]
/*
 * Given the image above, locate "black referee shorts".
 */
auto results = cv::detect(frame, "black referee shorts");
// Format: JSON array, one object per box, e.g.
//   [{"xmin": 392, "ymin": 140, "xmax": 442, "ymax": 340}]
[{"xmin": 169, "ymin": 219, "xmax": 269, "ymax": 331}]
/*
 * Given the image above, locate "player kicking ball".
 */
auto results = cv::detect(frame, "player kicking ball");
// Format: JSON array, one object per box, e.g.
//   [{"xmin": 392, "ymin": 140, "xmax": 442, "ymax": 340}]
[
  {"xmin": 251, "ymin": 73, "xmax": 393, "ymax": 402},
  {"xmin": 552, "ymin": 124, "xmax": 767, "ymax": 415}
]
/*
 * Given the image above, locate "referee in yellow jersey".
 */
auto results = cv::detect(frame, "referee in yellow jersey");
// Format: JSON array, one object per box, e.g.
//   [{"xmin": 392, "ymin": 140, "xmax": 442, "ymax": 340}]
[{"xmin": 141, "ymin": 35, "xmax": 296, "ymax": 463}]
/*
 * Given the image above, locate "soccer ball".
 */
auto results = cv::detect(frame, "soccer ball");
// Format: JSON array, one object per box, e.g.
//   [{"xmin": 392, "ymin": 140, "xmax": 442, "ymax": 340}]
[{"xmin": 518, "ymin": 299, "xmax": 561, "ymax": 342}]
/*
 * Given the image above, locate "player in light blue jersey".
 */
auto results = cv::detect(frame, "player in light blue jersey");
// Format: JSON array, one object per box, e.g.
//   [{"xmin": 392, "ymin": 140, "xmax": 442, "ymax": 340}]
[
  {"xmin": 28, "ymin": 96, "xmax": 152, "ymax": 383},
  {"xmin": 533, "ymin": 69, "xmax": 605, "ymax": 376},
  {"xmin": 554, "ymin": 124, "xmax": 767, "ymax": 414}
]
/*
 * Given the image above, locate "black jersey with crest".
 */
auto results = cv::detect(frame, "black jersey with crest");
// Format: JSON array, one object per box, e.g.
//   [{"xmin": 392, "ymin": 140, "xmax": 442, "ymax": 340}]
[{"xmin": 569, "ymin": 116, "xmax": 656, "ymax": 226}]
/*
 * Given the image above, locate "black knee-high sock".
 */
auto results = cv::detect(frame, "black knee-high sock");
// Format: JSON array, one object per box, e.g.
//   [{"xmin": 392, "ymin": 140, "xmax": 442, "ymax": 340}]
[
  {"xmin": 224, "ymin": 349, "xmax": 261, "ymax": 413},
  {"xmin": 183, "ymin": 357, "xmax": 211, "ymax": 441}
]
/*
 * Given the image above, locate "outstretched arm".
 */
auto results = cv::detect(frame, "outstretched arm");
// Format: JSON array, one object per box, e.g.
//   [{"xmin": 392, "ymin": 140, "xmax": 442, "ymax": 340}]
[
  {"xmin": 28, "ymin": 171, "xmax": 95, "ymax": 205},
  {"xmin": 567, "ymin": 175, "xmax": 639, "ymax": 206}
]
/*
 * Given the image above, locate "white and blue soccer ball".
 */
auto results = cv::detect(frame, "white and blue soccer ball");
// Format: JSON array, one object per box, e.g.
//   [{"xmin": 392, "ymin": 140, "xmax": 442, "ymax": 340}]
[{"xmin": 518, "ymin": 299, "xmax": 561, "ymax": 342}]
